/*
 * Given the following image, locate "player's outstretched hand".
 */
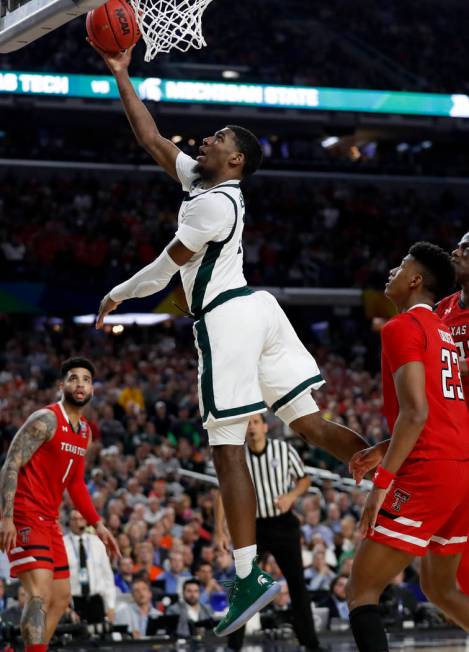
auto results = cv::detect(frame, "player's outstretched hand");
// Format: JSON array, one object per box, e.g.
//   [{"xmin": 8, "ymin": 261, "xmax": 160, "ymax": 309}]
[
  {"xmin": 0, "ymin": 517, "xmax": 17, "ymax": 554},
  {"xmin": 87, "ymin": 38, "xmax": 136, "ymax": 75},
  {"xmin": 96, "ymin": 293, "xmax": 121, "ymax": 330},
  {"xmin": 95, "ymin": 521, "xmax": 121, "ymax": 560},
  {"xmin": 349, "ymin": 444, "xmax": 385, "ymax": 486},
  {"xmin": 359, "ymin": 486, "xmax": 387, "ymax": 538}
]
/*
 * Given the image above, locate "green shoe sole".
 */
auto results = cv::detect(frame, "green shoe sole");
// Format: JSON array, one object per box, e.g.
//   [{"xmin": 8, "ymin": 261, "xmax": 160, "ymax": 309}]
[{"xmin": 214, "ymin": 581, "xmax": 281, "ymax": 637}]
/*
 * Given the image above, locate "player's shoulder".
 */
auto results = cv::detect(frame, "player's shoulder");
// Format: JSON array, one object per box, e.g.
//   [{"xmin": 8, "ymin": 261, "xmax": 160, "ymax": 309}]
[
  {"xmin": 22, "ymin": 407, "xmax": 57, "ymax": 438},
  {"xmin": 382, "ymin": 312, "xmax": 425, "ymax": 343},
  {"xmin": 435, "ymin": 291, "xmax": 460, "ymax": 316},
  {"xmin": 189, "ymin": 185, "xmax": 239, "ymax": 215}
]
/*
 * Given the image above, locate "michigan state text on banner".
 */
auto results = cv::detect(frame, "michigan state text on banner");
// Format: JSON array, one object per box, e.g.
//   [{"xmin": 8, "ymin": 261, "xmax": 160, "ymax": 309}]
[{"xmin": 1, "ymin": 71, "xmax": 469, "ymax": 118}]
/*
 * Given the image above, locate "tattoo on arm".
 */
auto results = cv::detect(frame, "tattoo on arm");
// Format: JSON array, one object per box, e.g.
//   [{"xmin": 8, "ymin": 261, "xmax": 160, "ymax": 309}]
[
  {"xmin": 20, "ymin": 596, "xmax": 47, "ymax": 644},
  {"xmin": 0, "ymin": 409, "xmax": 56, "ymax": 518}
]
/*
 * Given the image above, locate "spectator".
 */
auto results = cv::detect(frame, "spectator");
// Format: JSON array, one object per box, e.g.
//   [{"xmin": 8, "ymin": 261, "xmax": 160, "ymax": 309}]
[
  {"xmin": 158, "ymin": 552, "xmax": 191, "ymax": 595},
  {"xmin": 115, "ymin": 578, "xmax": 160, "ymax": 638},
  {"xmin": 194, "ymin": 562, "xmax": 223, "ymax": 606},
  {"xmin": 64, "ymin": 510, "xmax": 116, "ymax": 622},
  {"xmin": 0, "ymin": 585, "xmax": 27, "ymax": 627},
  {"xmin": 131, "ymin": 542, "xmax": 163, "ymax": 582},
  {"xmin": 305, "ymin": 545, "xmax": 336, "ymax": 591},
  {"xmin": 114, "ymin": 557, "xmax": 134, "ymax": 594},
  {"xmin": 320, "ymin": 574, "xmax": 350, "ymax": 626},
  {"xmin": 167, "ymin": 578, "xmax": 214, "ymax": 637},
  {"xmin": 144, "ymin": 496, "xmax": 163, "ymax": 525},
  {"xmin": 302, "ymin": 508, "xmax": 334, "ymax": 548}
]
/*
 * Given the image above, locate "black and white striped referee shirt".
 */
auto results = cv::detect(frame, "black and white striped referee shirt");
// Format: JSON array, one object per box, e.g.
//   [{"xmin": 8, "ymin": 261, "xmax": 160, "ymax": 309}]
[{"xmin": 245, "ymin": 438, "xmax": 306, "ymax": 519}]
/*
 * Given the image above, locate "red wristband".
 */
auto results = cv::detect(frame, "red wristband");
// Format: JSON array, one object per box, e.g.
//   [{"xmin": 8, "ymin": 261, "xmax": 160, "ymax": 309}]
[{"xmin": 372, "ymin": 465, "xmax": 396, "ymax": 490}]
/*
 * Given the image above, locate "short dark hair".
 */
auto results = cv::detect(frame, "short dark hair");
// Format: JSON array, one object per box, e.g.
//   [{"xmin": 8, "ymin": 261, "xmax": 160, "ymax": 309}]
[
  {"xmin": 408, "ymin": 241, "xmax": 455, "ymax": 302},
  {"xmin": 60, "ymin": 357, "xmax": 96, "ymax": 379},
  {"xmin": 226, "ymin": 125, "xmax": 263, "ymax": 177},
  {"xmin": 183, "ymin": 578, "xmax": 200, "ymax": 591}
]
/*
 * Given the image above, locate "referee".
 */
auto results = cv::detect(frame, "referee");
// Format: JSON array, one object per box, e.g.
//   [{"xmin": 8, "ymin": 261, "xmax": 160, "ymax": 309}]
[{"xmin": 215, "ymin": 413, "xmax": 325, "ymax": 652}]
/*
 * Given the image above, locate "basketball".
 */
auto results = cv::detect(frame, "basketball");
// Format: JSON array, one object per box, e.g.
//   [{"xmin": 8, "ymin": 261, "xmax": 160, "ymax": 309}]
[{"xmin": 86, "ymin": 0, "xmax": 140, "ymax": 55}]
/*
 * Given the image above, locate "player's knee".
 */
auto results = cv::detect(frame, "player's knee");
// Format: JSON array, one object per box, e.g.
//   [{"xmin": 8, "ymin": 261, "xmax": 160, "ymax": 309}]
[
  {"xmin": 51, "ymin": 586, "xmax": 72, "ymax": 611},
  {"xmin": 291, "ymin": 412, "xmax": 326, "ymax": 445}
]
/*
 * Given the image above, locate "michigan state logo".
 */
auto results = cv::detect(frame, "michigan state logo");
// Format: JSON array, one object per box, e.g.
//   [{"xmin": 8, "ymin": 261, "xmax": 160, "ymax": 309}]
[{"xmin": 392, "ymin": 488, "xmax": 411, "ymax": 512}]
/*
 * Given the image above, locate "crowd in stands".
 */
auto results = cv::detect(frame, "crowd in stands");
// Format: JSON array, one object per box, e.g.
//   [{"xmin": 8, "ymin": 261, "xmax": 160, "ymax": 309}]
[
  {"xmin": 0, "ymin": 171, "xmax": 465, "ymax": 292},
  {"xmin": 3, "ymin": 0, "xmax": 469, "ymax": 92},
  {"xmin": 0, "ymin": 321, "xmax": 432, "ymax": 641}
]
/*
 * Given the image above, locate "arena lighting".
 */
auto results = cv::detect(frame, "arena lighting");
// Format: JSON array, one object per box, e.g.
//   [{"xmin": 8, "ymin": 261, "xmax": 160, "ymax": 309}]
[
  {"xmin": 222, "ymin": 70, "xmax": 240, "ymax": 79},
  {"xmin": 73, "ymin": 313, "xmax": 172, "ymax": 326},
  {"xmin": 171, "ymin": 134, "xmax": 183, "ymax": 143},
  {"xmin": 321, "ymin": 136, "xmax": 339, "ymax": 148},
  {"xmin": 2, "ymin": 71, "xmax": 469, "ymax": 118}
]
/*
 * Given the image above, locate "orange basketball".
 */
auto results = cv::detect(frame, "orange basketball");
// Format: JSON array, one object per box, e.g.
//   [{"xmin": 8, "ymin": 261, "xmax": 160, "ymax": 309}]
[{"xmin": 86, "ymin": 0, "xmax": 140, "ymax": 55}]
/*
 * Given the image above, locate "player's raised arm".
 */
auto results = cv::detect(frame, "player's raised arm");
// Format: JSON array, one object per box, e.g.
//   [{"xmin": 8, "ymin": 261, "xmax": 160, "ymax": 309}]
[
  {"xmin": 88, "ymin": 42, "xmax": 181, "ymax": 180},
  {"xmin": 96, "ymin": 238, "xmax": 195, "ymax": 328},
  {"xmin": 0, "ymin": 409, "xmax": 56, "ymax": 552}
]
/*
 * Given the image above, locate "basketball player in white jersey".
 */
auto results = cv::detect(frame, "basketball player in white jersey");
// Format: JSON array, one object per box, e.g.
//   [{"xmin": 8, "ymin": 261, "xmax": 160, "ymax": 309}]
[{"xmin": 91, "ymin": 42, "xmax": 367, "ymax": 641}]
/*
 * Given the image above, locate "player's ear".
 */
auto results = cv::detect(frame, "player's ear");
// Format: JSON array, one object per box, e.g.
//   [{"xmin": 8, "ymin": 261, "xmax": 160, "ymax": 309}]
[
  {"xmin": 410, "ymin": 272, "xmax": 423, "ymax": 289},
  {"xmin": 230, "ymin": 151, "xmax": 244, "ymax": 169}
]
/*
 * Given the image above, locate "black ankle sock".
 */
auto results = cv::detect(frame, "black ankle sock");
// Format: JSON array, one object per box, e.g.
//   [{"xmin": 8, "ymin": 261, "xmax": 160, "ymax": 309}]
[{"xmin": 349, "ymin": 604, "xmax": 389, "ymax": 652}]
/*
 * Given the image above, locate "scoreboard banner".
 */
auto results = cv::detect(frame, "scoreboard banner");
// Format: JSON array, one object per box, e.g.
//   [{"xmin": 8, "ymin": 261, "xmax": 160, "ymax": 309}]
[{"xmin": 1, "ymin": 70, "xmax": 469, "ymax": 117}]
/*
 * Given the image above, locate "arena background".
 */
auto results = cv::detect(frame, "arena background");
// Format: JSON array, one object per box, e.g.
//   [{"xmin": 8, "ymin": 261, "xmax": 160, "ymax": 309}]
[{"xmin": 0, "ymin": 0, "xmax": 469, "ymax": 650}]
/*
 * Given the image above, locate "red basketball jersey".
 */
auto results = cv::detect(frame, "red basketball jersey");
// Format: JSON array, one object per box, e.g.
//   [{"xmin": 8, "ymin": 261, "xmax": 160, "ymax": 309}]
[
  {"xmin": 436, "ymin": 291, "xmax": 469, "ymax": 408},
  {"xmin": 381, "ymin": 305, "xmax": 469, "ymax": 462},
  {"xmin": 14, "ymin": 402, "xmax": 91, "ymax": 520}
]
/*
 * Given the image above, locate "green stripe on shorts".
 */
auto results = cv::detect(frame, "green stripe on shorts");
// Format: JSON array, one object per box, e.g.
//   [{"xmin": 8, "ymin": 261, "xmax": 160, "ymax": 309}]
[
  {"xmin": 196, "ymin": 317, "xmax": 266, "ymax": 422},
  {"xmin": 271, "ymin": 374, "xmax": 324, "ymax": 414}
]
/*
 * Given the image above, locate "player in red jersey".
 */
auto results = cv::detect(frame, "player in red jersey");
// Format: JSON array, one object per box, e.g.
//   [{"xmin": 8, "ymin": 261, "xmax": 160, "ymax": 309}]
[
  {"xmin": 0, "ymin": 358, "xmax": 119, "ymax": 652},
  {"xmin": 346, "ymin": 242, "xmax": 469, "ymax": 652},
  {"xmin": 436, "ymin": 231, "xmax": 469, "ymax": 594}
]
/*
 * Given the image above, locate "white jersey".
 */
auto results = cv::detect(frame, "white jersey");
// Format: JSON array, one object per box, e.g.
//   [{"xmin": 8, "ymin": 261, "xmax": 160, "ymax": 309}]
[{"xmin": 175, "ymin": 152, "xmax": 247, "ymax": 317}]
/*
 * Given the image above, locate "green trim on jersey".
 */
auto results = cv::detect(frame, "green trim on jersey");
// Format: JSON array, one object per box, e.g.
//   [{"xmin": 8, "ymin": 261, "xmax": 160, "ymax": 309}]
[
  {"xmin": 195, "ymin": 317, "xmax": 266, "ymax": 422},
  {"xmin": 190, "ymin": 191, "xmax": 239, "ymax": 316},
  {"xmin": 183, "ymin": 182, "xmax": 241, "ymax": 202},
  {"xmin": 195, "ymin": 286, "xmax": 253, "ymax": 320},
  {"xmin": 271, "ymin": 374, "xmax": 324, "ymax": 414}
]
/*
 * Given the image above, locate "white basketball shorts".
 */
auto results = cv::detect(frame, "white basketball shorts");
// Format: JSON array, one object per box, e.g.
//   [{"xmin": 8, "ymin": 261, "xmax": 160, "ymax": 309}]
[{"xmin": 193, "ymin": 290, "xmax": 324, "ymax": 430}]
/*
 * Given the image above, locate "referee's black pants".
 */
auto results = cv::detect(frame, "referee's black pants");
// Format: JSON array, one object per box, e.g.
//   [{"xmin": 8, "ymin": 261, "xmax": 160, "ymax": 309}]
[{"xmin": 228, "ymin": 511, "xmax": 319, "ymax": 650}]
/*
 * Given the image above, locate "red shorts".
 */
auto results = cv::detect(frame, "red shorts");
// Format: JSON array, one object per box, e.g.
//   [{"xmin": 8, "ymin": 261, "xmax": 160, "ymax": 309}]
[
  {"xmin": 368, "ymin": 459, "xmax": 469, "ymax": 557},
  {"xmin": 8, "ymin": 513, "xmax": 70, "ymax": 579}
]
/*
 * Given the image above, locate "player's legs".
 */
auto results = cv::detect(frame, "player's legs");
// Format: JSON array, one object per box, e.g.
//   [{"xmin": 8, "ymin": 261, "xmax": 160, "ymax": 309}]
[
  {"xmin": 290, "ymin": 409, "xmax": 368, "ymax": 464},
  {"xmin": 18, "ymin": 568, "xmax": 54, "ymax": 647},
  {"xmin": 209, "ymin": 420, "xmax": 280, "ymax": 637},
  {"xmin": 210, "ymin": 420, "xmax": 256, "ymax": 552},
  {"xmin": 421, "ymin": 551, "xmax": 469, "ymax": 629},
  {"xmin": 44, "ymin": 578, "xmax": 72, "ymax": 643},
  {"xmin": 347, "ymin": 538, "xmax": 414, "ymax": 652}
]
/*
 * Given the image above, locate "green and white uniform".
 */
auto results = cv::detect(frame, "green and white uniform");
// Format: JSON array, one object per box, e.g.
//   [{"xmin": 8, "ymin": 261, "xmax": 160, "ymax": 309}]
[{"xmin": 176, "ymin": 152, "xmax": 324, "ymax": 440}]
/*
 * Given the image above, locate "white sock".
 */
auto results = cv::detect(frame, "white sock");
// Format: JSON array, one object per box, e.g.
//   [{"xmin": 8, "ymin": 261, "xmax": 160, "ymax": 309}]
[{"xmin": 233, "ymin": 544, "xmax": 257, "ymax": 579}]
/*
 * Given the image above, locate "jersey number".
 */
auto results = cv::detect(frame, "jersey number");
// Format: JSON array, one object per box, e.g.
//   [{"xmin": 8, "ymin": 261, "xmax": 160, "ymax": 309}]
[
  {"xmin": 62, "ymin": 459, "xmax": 74, "ymax": 483},
  {"xmin": 441, "ymin": 348, "xmax": 465, "ymax": 401}
]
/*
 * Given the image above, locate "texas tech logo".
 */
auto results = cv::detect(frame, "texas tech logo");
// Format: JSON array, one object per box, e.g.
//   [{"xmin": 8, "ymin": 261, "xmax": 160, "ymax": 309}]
[
  {"xmin": 19, "ymin": 527, "xmax": 32, "ymax": 545},
  {"xmin": 392, "ymin": 488, "xmax": 411, "ymax": 512}
]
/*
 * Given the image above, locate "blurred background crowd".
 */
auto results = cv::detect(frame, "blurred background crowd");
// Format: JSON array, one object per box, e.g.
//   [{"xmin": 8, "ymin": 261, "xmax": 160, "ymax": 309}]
[{"xmin": 0, "ymin": 173, "xmax": 465, "ymax": 291}]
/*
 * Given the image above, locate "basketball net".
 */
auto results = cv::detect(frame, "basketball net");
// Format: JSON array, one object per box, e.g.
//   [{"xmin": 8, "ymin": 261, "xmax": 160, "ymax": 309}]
[{"xmin": 129, "ymin": 0, "xmax": 214, "ymax": 62}]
